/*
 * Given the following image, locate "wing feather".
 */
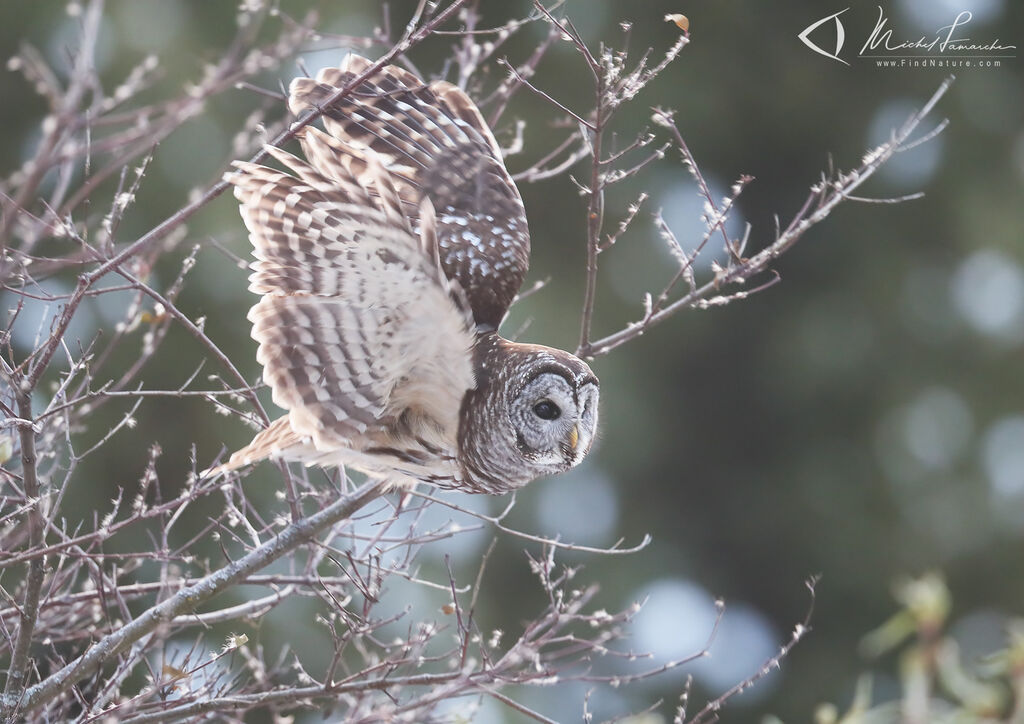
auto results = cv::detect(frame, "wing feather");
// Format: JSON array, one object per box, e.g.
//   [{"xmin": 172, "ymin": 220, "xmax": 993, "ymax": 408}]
[
  {"xmin": 225, "ymin": 144, "xmax": 475, "ymax": 453},
  {"xmin": 288, "ymin": 54, "xmax": 531, "ymax": 329}
]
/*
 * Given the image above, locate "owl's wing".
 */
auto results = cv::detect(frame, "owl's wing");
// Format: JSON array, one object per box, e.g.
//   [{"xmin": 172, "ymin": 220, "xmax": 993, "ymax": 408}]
[
  {"xmin": 288, "ymin": 54, "xmax": 530, "ymax": 330},
  {"xmin": 226, "ymin": 143, "xmax": 476, "ymax": 453}
]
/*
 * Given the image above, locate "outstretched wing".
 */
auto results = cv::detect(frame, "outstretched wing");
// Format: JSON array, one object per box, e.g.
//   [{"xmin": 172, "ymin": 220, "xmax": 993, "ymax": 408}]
[
  {"xmin": 226, "ymin": 143, "xmax": 476, "ymax": 456},
  {"xmin": 288, "ymin": 54, "xmax": 530, "ymax": 330}
]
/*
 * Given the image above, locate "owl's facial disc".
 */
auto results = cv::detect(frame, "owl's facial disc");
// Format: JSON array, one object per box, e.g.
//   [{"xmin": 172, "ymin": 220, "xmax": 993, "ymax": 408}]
[{"xmin": 512, "ymin": 371, "xmax": 599, "ymax": 472}]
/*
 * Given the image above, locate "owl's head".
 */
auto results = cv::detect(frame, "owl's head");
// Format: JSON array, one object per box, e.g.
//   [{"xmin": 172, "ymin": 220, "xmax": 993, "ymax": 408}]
[
  {"xmin": 459, "ymin": 337, "xmax": 599, "ymax": 493},
  {"xmin": 507, "ymin": 357, "xmax": 599, "ymax": 476}
]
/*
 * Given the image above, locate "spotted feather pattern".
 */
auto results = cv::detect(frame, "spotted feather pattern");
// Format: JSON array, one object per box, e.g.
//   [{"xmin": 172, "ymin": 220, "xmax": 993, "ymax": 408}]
[{"xmin": 288, "ymin": 54, "xmax": 531, "ymax": 329}]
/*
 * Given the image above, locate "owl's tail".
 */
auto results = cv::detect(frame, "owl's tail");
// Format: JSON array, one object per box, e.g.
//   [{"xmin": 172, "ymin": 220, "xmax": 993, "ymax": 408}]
[{"xmin": 201, "ymin": 417, "xmax": 303, "ymax": 477}]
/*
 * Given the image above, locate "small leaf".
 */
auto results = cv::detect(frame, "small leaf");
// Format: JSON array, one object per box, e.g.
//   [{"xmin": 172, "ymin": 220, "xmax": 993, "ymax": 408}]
[
  {"xmin": 665, "ymin": 13, "xmax": 689, "ymax": 33},
  {"xmin": 162, "ymin": 664, "xmax": 188, "ymax": 682}
]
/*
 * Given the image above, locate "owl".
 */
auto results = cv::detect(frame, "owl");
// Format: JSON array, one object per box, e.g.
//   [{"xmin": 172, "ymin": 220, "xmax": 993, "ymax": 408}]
[{"xmin": 213, "ymin": 55, "xmax": 598, "ymax": 494}]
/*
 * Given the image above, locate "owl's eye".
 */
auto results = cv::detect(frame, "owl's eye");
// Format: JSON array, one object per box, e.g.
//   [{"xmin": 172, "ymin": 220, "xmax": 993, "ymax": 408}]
[{"xmin": 533, "ymin": 400, "xmax": 561, "ymax": 420}]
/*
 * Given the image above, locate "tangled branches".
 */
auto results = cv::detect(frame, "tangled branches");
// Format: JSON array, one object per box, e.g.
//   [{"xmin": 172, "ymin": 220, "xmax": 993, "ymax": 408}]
[{"xmin": 0, "ymin": 1, "xmax": 949, "ymax": 721}]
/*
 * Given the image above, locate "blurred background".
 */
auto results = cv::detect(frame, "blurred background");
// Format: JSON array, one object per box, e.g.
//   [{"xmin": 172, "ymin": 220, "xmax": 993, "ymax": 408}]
[{"xmin": 2, "ymin": 0, "xmax": 1022, "ymax": 721}]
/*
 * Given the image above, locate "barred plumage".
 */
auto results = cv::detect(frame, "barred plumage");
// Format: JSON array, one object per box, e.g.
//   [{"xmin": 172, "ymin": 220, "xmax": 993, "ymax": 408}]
[
  {"xmin": 211, "ymin": 55, "xmax": 599, "ymax": 494},
  {"xmin": 289, "ymin": 54, "xmax": 529, "ymax": 330}
]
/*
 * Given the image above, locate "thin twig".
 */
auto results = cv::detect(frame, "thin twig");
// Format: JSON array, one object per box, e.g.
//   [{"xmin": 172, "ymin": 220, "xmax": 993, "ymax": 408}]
[
  {"xmin": 15, "ymin": 482, "xmax": 384, "ymax": 717},
  {"xmin": 585, "ymin": 77, "xmax": 954, "ymax": 358},
  {"xmin": 0, "ymin": 376, "xmax": 47, "ymax": 717},
  {"xmin": 686, "ymin": 576, "xmax": 820, "ymax": 724}
]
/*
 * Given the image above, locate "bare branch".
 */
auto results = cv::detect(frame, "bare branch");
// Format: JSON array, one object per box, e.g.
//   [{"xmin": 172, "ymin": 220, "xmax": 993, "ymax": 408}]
[{"xmin": 584, "ymin": 78, "xmax": 954, "ymax": 358}]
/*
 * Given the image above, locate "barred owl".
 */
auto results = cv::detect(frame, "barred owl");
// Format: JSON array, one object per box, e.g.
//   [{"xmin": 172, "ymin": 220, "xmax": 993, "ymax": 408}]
[{"xmin": 213, "ymin": 55, "xmax": 598, "ymax": 494}]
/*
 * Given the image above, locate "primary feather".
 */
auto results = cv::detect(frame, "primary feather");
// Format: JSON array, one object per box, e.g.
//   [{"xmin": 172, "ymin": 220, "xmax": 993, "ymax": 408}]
[{"xmin": 289, "ymin": 54, "xmax": 531, "ymax": 330}]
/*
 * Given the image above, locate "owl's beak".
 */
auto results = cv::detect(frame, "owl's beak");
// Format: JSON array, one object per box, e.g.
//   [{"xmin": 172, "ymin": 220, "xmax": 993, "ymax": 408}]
[{"xmin": 568, "ymin": 424, "xmax": 579, "ymax": 452}]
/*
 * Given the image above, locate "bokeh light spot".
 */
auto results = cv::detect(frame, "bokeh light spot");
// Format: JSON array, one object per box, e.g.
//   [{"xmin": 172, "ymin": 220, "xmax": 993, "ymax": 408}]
[
  {"xmin": 536, "ymin": 464, "xmax": 619, "ymax": 545},
  {"xmin": 903, "ymin": 387, "xmax": 973, "ymax": 471},
  {"xmin": 632, "ymin": 578, "xmax": 779, "ymax": 697},
  {"xmin": 982, "ymin": 415, "xmax": 1024, "ymax": 498},
  {"xmin": 867, "ymin": 100, "xmax": 944, "ymax": 188},
  {"xmin": 951, "ymin": 249, "xmax": 1024, "ymax": 343}
]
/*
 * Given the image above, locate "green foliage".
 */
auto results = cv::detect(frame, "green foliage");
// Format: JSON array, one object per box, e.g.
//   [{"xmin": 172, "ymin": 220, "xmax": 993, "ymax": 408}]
[{"xmin": 811, "ymin": 573, "xmax": 1023, "ymax": 724}]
